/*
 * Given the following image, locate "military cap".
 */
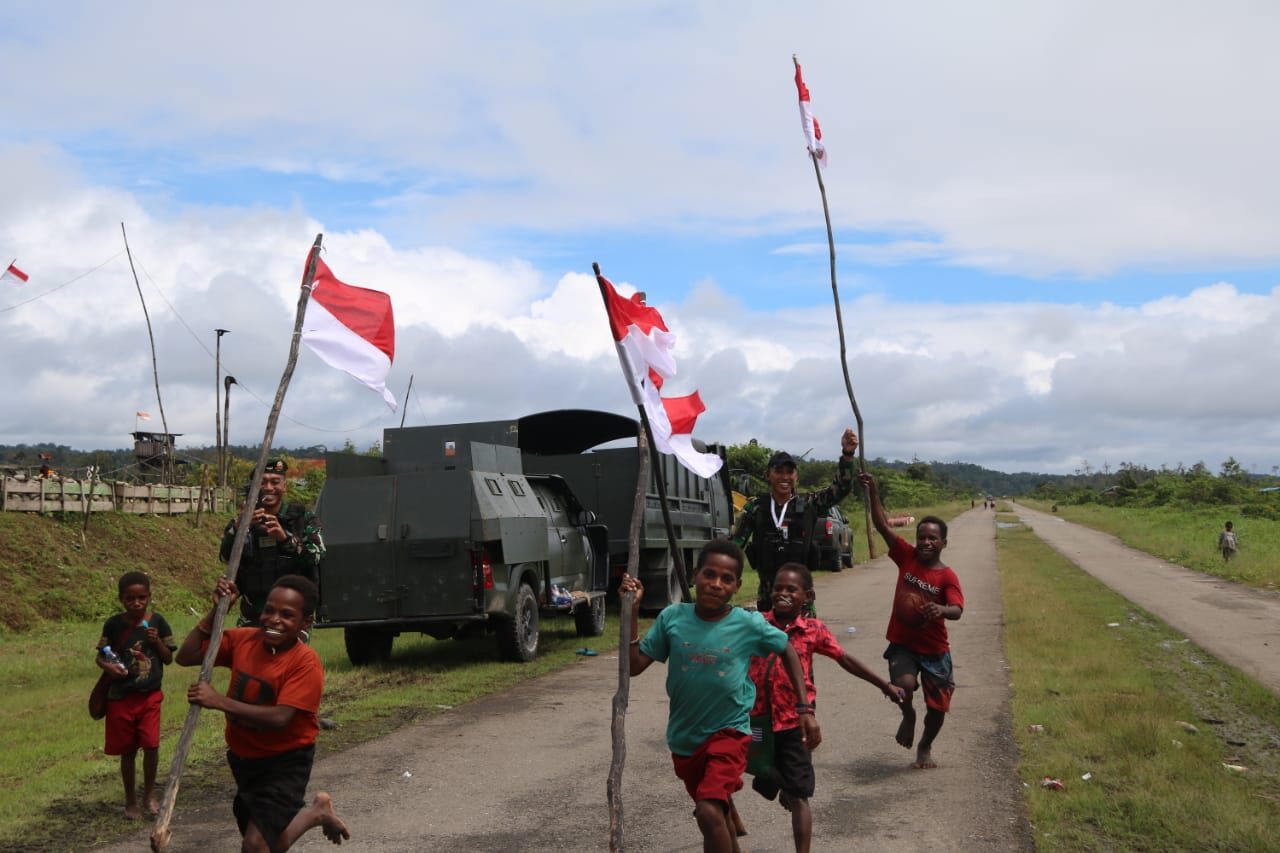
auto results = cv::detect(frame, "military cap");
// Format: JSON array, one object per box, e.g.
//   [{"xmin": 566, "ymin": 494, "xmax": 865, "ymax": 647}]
[
  {"xmin": 252, "ymin": 457, "xmax": 288, "ymax": 478},
  {"xmin": 767, "ymin": 451, "xmax": 797, "ymax": 469}
]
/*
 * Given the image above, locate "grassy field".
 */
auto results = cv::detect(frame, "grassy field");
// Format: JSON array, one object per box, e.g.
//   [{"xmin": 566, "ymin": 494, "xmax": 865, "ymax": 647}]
[
  {"xmin": 998, "ymin": 515, "xmax": 1280, "ymax": 851},
  {"xmin": 1019, "ymin": 500, "xmax": 1280, "ymax": 589}
]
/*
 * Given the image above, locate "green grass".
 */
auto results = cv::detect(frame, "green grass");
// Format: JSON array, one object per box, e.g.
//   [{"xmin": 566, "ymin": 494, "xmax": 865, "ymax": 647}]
[
  {"xmin": 998, "ymin": 520, "xmax": 1280, "ymax": 851},
  {"xmin": 0, "ymin": 608, "xmax": 632, "ymax": 852},
  {"xmin": 1019, "ymin": 501, "xmax": 1280, "ymax": 589}
]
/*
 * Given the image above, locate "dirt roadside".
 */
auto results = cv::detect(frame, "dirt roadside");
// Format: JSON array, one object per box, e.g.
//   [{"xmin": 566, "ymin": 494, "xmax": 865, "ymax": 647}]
[
  {"xmin": 95, "ymin": 509, "xmax": 1032, "ymax": 852},
  {"xmin": 1012, "ymin": 503, "xmax": 1280, "ymax": 698}
]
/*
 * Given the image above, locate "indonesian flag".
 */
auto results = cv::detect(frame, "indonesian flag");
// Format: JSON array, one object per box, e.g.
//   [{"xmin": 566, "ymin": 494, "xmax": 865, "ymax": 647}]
[
  {"xmin": 301, "ymin": 256, "xmax": 397, "ymax": 411},
  {"xmin": 794, "ymin": 60, "xmax": 827, "ymax": 168},
  {"xmin": 135, "ymin": 411, "xmax": 151, "ymax": 421},
  {"xmin": 2, "ymin": 262, "xmax": 28, "ymax": 283},
  {"xmin": 598, "ymin": 274, "xmax": 723, "ymax": 478}
]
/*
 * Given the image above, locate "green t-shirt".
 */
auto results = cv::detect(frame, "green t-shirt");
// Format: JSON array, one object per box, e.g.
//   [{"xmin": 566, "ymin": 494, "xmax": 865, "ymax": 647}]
[{"xmin": 640, "ymin": 604, "xmax": 789, "ymax": 756}]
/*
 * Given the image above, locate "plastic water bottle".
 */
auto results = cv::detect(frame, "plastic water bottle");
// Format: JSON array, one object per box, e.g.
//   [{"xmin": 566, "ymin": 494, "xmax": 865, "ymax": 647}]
[{"xmin": 99, "ymin": 645, "xmax": 124, "ymax": 667}]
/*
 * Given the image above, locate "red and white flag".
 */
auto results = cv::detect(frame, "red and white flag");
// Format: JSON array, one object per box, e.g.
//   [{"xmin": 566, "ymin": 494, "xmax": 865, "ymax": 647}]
[
  {"xmin": 794, "ymin": 60, "xmax": 827, "ymax": 168},
  {"xmin": 598, "ymin": 274, "xmax": 723, "ymax": 478},
  {"xmin": 301, "ymin": 256, "xmax": 397, "ymax": 411},
  {"xmin": 2, "ymin": 262, "xmax": 29, "ymax": 283},
  {"xmin": 135, "ymin": 411, "xmax": 151, "ymax": 421}
]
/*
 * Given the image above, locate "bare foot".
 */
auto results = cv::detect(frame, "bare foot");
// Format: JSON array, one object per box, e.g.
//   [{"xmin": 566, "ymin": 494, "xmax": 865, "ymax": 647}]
[
  {"xmin": 313, "ymin": 792, "xmax": 350, "ymax": 844},
  {"xmin": 895, "ymin": 706, "xmax": 916, "ymax": 749},
  {"xmin": 912, "ymin": 747, "xmax": 937, "ymax": 769},
  {"xmin": 124, "ymin": 803, "xmax": 143, "ymax": 820},
  {"xmin": 145, "ymin": 797, "xmax": 160, "ymax": 818}
]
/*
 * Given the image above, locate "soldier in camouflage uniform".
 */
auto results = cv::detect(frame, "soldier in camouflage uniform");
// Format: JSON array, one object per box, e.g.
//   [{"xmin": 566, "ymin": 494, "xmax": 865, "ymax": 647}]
[
  {"xmin": 733, "ymin": 429, "xmax": 857, "ymax": 612},
  {"xmin": 221, "ymin": 457, "xmax": 325, "ymax": 625}
]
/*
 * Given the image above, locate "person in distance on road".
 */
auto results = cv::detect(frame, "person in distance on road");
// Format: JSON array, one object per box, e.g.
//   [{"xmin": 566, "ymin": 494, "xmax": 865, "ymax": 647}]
[
  {"xmin": 859, "ymin": 472, "xmax": 965, "ymax": 770},
  {"xmin": 733, "ymin": 429, "xmax": 858, "ymax": 612},
  {"xmin": 621, "ymin": 539, "xmax": 818, "ymax": 853},
  {"xmin": 177, "ymin": 575, "xmax": 349, "ymax": 851},
  {"xmin": 1218, "ymin": 520, "xmax": 1238, "ymax": 562}
]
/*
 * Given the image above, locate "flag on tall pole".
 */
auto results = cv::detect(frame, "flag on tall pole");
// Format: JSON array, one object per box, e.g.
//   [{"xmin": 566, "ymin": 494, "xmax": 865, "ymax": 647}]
[
  {"xmin": 2, "ymin": 261, "xmax": 28, "ymax": 283},
  {"xmin": 301, "ymin": 257, "xmax": 398, "ymax": 410},
  {"xmin": 598, "ymin": 273, "xmax": 723, "ymax": 478},
  {"xmin": 793, "ymin": 57, "xmax": 827, "ymax": 168}
]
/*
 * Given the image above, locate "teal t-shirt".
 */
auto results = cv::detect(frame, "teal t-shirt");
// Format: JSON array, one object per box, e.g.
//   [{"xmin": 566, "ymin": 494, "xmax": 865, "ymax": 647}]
[{"xmin": 640, "ymin": 604, "xmax": 789, "ymax": 756}]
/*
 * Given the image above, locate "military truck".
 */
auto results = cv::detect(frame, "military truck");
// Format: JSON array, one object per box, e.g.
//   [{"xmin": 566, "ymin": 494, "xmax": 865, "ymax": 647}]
[{"xmin": 314, "ymin": 409, "xmax": 732, "ymax": 664}]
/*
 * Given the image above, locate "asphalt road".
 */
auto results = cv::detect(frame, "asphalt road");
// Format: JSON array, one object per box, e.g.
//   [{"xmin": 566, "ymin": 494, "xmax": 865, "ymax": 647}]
[{"xmin": 95, "ymin": 508, "xmax": 1035, "ymax": 852}]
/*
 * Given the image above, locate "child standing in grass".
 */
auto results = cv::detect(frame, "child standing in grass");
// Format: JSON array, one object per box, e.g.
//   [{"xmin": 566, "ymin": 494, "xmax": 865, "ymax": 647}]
[
  {"xmin": 621, "ymin": 539, "xmax": 817, "ymax": 853},
  {"xmin": 748, "ymin": 562, "xmax": 905, "ymax": 852},
  {"xmin": 176, "ymin": 574, "xmax": 348, "ymax": 850},
  {"xmin": 859, "ymin": 473, "xmax": 965, "ymax": 770},
  {"xmin": 1219, "ymin": 521, "xmax": 1238, "ymax": 562},
  {"xmin": 96, "ymin": 570, "xmax": 176, "ymax": 819}
]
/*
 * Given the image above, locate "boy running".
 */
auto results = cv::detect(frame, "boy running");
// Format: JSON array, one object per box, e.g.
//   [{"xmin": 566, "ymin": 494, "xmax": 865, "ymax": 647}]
[
  {"xmin": 176, "ymin": 575, "xmax": 348, "ymax": 851},
  {"xmin": 859, "ymin": 473, "xmax": 964, "ymax": 770},
  {"xmin": 97, "ymin": 570, "xmax": 176, "ymax": 819},
  {"xmin": 748, "ymin": 563, "xmax": 904, "ymax": 852},
  {"xmin": 622, "ymin": 539, "xmax": 817, "ymax": 853}
]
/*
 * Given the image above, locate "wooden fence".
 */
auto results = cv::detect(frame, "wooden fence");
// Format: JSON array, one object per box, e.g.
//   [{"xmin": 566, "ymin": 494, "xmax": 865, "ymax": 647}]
[{"xmin": 1, "ymin": 477, "xmax": 233, "ymax": 516}]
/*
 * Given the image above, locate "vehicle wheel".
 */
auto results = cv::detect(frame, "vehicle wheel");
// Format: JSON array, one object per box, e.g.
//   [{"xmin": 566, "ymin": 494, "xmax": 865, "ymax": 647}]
[
  {"xmin": 819, "ymin": 547, "xmax": 839, "ymax": 572},
  {"xmin": 344, "ymin": 626, "xmax": 393, "ymax": 666},
  {"xmin": 640, "ymin": 552, "xmax": 686, "ymax": 614},
  {"xmin": 497, "ymin": 582, "xmax": 540, "ymax": 662},
  {"xmin": 574, "ymin": 594, "xmax": 606, "ymax": 637},
  {"xmin": 841, "ymin": 551, "xmax": 854, "ymax": 569}
]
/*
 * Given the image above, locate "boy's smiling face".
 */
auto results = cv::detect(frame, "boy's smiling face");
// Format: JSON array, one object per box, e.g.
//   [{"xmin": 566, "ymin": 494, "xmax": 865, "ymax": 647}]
[
  {"xmin": 259, "ymin": 586, "xmax": 312, "ymax": 650},
  {"xmin": 119, "ymin": 583, "xmax": 151, "ymax": 621},
  {"xmin": 770, "ymin": 569, "xmax": 812, "ymax": 620},
  {"xmin": 692, "ymin": 552, "xmax": 742, "ymax": 619},
  {"xmin": 915, "ymin": 522, "xmax": 947, "ymax": 565}
]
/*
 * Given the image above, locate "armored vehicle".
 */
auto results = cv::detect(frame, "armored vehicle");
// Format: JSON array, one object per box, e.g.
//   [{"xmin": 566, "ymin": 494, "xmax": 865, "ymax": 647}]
[{"xmin": 314, "ymin": 409, "xmax": 732, "ymax": 664}]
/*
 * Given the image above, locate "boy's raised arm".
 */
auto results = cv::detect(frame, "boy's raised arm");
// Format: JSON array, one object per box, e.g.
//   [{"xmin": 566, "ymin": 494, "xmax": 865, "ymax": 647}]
[
  {"xmin": 857, "ymin": 472, "xmax": 896, "ymax": 545},
  {"xmin": 618, "ymin": 574, "xmax": 653, "ymax": 676},
  {"xmin": 176, "ymin": 579, "xmax": 239, "ymax": 666}
]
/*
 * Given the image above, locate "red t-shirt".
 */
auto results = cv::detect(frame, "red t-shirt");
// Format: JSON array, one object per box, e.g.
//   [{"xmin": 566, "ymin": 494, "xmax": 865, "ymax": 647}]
[
  {"xmin": 885, "ymin": 535, "xmax": 964, "ymax": 655},
  {"xmin": 211, "ymin": 628, "xmax": 323, "ymax": 758},
  {"xmin": 749, "ymin": 612, "xmax": 844, "ymax": 731}
]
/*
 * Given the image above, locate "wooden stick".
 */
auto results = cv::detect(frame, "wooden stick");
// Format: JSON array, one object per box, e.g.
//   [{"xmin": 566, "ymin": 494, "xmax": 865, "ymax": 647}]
[
  {"xmin": 793, "ymin": 56, "xmax": 875, "ymax": 559},
  {"xmin": 151, "ymin": 234, "xmax": 325, "ymax": 853},
  {"xmin": 121, "ymin": 222, "xmax": 174, "ymax": 483}
]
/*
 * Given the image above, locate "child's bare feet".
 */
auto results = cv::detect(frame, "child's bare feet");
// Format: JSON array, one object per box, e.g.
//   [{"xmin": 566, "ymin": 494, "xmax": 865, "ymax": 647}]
[
  {"xmin": 895, "ymin": 705, "xmax": 916, "ymax": 749},
  {"xmin": 145, "ymin": 797, "xmax": 160, "ymax": 818},
  {"xmin": 313, "ymin": 792, "xmax": 350, "ymax": 844},
  {"xmin": 912, "ymin": 746, "xmax": 937, "ymax": 769},
  {"xmin": 124, "ymin": 803, "xmax": 143, "ymax": 820}
]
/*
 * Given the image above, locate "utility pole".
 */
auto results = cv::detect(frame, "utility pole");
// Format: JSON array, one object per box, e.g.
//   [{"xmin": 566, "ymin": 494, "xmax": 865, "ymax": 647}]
[
  {"xmin": 214, "ymin": 329, "xmax": 229, "ymax": 488},
  {"xmin": 222, "ymin": 376, "xmax": 236, "ymax": 487}
]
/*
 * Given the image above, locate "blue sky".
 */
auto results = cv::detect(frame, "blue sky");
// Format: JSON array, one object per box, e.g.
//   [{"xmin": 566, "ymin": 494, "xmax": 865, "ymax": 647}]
[{"xmin": 2, "ymin": 2, "xmax": 1279, "ymax": 475}]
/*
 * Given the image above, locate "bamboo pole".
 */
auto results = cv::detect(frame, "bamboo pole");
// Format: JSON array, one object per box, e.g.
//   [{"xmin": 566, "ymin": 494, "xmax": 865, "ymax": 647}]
[
  {"xmin": 793, "ymin": 55, "xmax": 875, "ymax": 559},
  {"xmin": 151, "ymin": 234, "xmax": 325, "ymax": 853},
  {"xmin": 122, "ymin": 223, "xmax": 173, "ymax": 483}
]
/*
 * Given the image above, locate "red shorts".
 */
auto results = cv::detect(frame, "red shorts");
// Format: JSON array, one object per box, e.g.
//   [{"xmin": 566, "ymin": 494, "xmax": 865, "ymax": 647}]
[
  {"xmin": 671, "ymin": 729, "xmax": 749, "ymax": 805},
  {"xmin": 105, "ymin": 690, "xmax": 163, "ymax": 755}
]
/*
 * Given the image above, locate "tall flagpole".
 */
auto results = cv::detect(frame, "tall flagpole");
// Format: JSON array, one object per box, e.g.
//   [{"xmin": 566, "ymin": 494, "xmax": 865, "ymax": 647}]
[
  {"xmin": 794, "ymin": 55, "xmax": 875, "ymax": 559},
  {"xmin": 151, "ymin": 234, "xmax": 325, "ymax": 853}
]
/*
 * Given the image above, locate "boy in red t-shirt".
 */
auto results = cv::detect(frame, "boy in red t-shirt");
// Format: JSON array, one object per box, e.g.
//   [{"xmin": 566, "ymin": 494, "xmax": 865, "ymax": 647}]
[
  {"xmin": 177, "ymin": 575, "xmax": 348, "ymax": 850},
  {"xmin": 859, "ymin": 473, "xmax": 965, "ymax": 770}
]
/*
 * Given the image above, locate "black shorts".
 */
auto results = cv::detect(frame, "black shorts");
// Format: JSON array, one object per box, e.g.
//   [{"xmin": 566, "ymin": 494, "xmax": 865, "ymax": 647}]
[
  {"xmin": 750, "ymin": 727, "xmax": 816, "ymax": 801},
  {"xmin": 227, "ymin": 744, "xmax": 315, "ymax": 848}
]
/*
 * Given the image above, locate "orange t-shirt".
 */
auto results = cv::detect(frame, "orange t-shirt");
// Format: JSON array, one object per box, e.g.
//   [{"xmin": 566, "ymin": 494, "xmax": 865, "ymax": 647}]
[{"xmin": 212, "ymin": 628, "xmax": 323, "ymax": 758}]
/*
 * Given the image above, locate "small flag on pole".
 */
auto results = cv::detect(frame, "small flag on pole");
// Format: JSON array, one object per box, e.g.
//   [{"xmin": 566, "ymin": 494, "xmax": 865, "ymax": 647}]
[
  {"xmin": 794, "ymin": 59, "xmax": 827, "ymax": 168},
  {"xmin": 136, "ymin": 411, "xmax": 151, "ymax": 421},
  {"xmin": 598, "ymin": 274, "xmax": 723, "ymax": 478},
  {"xmin": 301, "ymin": 257, "xmax": 397, "ymax": 411},
  {"xmin": 2, "ymin": 262, "xmax": 29, "ymax": 283}
]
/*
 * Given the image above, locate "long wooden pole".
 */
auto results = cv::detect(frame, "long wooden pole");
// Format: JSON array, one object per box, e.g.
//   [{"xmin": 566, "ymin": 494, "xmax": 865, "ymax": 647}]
[
  {"xmin": 793, "ymin": 55, "xmax": 875, "ymax": 559},
  {"xmin": 122, "ymin": 222, "xmax": 173, "ymax": 483},
  {"xmin": 151, "ymin": 234, "xmax": 325, "ymax": 853}
]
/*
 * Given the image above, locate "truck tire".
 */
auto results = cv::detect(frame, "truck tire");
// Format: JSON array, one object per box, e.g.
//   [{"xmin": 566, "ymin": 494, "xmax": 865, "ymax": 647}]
[
  {"xmin": 841, "ymin": 550, "xmax": 854, "ymax": 569},
  {"xmin": 344, "ymin": 626, "xmax": 393, "ymax": 666},
  {"xmin": 640, "ymin": 552, "xmax": 685, "ymax": 614},
  {"xmin": 574, "ymin": 595, "xmax": 606, "ymax": 637},
  {"xmin": 497, "ymin": 582, "xmax": 540, "ymax": 662}
]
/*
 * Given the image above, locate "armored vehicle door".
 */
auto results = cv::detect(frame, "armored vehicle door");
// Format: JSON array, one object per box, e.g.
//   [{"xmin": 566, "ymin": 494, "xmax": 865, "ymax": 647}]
[
  {"xmin": 393, "ymin": 470, "xmax": 475, "ymax": 618},
  {"xmin": 317, "ymin": 475, "xmax": 397, "ymax": 623}
]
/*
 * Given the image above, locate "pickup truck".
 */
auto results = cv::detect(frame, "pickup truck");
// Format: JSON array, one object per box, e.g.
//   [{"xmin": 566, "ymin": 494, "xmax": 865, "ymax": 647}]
[{"xmin": 815, "ymin": 506, "xmax": 854, "ymax": 571}]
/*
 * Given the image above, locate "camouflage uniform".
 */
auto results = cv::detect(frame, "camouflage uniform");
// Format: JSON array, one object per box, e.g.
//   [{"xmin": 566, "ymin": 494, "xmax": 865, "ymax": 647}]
[{"xmin": 221, "ymin": 502, "xmax": 324, "ymax": 624}]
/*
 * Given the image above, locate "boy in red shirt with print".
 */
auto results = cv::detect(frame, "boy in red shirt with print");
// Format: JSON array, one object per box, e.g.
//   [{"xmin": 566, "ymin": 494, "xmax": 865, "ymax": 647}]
[
  {"xmin": 859, "ymin": 473, "xmax": 964, "ymax": 770},
  {"xmin": 177, "ymin": 575, "xmax": 348, "ymax": 851}
]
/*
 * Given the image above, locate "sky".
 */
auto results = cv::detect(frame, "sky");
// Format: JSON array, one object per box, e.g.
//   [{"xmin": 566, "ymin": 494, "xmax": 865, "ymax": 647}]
[{"xmin": 2, "ymin": 1, "xmax": 1278, "ymax": 476}]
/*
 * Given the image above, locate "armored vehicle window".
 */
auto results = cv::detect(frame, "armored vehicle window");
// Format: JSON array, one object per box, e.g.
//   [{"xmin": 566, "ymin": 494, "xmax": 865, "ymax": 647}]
[
  {"xmin": 484, "ymin": 477, "xmax": 502, "ymax": 495},
  {"xmin": 508, "ymin": 479, "xmax": 526, "ymax": 496}
]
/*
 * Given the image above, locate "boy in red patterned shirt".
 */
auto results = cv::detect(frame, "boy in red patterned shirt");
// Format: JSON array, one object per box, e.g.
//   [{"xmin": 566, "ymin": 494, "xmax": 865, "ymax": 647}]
[
  {"xmin": 859, "ymin": 473, "xmax": 965, "ymax": 770},
  {"xmin": 748, "ymin": 563, "xmax": 904, "ymax": 852}
]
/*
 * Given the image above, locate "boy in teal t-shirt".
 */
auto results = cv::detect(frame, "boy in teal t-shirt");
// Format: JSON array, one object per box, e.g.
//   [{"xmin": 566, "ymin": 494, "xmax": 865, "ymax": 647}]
[{"xmin": 622, "ymin": 539, "xmax": 818, "ymax": 853}]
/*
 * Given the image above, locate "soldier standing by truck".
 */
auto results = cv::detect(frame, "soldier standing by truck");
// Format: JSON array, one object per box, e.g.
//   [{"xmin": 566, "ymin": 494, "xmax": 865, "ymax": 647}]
[
  {"xmin": 221, "ymin": 457, "xmax": 325, "ymax": 626},
  {"xmin": 734, "ymin": 429, "xmax": 857, "ymax": 612}
]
